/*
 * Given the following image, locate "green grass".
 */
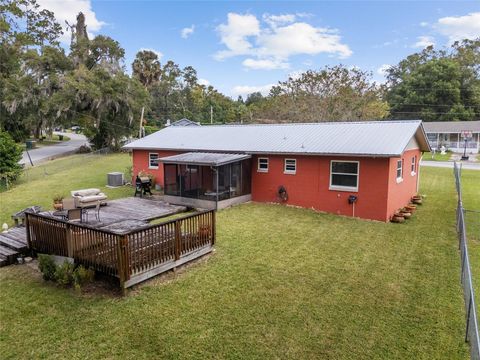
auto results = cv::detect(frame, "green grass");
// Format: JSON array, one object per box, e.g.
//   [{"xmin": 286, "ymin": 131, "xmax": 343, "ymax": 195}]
[
  {"xmin": 0, "ymin": 153, "xmax": 132, "ymax": 225},
  {"xmin": 424, "ymin": 151, "xmax": 453, "ymax": 161},
  {"xmin": 0, "ymin": 165, "xmax": 473, "ymax": 359}
]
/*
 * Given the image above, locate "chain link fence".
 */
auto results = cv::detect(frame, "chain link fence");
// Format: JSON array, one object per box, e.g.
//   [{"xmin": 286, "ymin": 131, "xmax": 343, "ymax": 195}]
[{"xmin": 454, "ymin": 162, "xmax": 480, "ymax": 360}]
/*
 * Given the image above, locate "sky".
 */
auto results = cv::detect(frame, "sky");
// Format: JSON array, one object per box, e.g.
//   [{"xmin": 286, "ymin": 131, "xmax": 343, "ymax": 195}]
[{"xmin": 37, "ymin": 0, "xmax": 480, "ymax": 98}]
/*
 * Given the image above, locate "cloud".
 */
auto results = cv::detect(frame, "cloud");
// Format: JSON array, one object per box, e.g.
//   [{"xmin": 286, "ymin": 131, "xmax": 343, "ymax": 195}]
[
  {"xmin": 198, "ymin": 78, "xmax": 210, "ymax": 86},
  {"xmin": 413, "ymin": 35, "xmax": 435, "ymax": 48},
  {"xmin": 377, "ymin": 64, "xmax": 391, "ymax": 77},
  {"xmin": 242, "ymin": 58, "xmax": 289, "ymax": 70},
  {"xmin": 181, "ymin": 25, "xmax": 195, "ymax": 39},
  {"xmin": 231, "ymin": 84, "xmax": 275, "ymax": 97},
  {"xmin": 420, "ymin": 21, "xmax": 429, "ymax": 27},
  {"xmin": 435, "ymin": 12, "xmax": 480, "ymax": 43},
  {"xmin": 214, "ymin": 12, "xmax": 352, "ymax": 70},
  {"xmin": 139, "ymin": 48, "xmax": 163, "ymax": 60},
  {"xmin": 215, "ymin": 13, "xmax": 260, "ymax": 60},
  {"xmin": 37, "ymin": 0, "xmax": 105, "ymax": 43}
]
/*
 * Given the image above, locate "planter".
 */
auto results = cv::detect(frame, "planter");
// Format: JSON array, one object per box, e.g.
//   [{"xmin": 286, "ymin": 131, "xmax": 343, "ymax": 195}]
[
  {"xmin": 53, "ymin": 202, "xmax": 63, "ymax": 210},
  {"xmin": 391, "ymin": 215, "xmax": 405, "ymax": 223},
  {"xmin": 412, "ymin": 198, "xmax": 423, "ymax": 205},
  {"xmin": 405, "ymin": 204, "xmax": 417, "ymax": 212},
  {"xmin": 400, "ymin": 211, "xmax": 412, "ymax": 219}
]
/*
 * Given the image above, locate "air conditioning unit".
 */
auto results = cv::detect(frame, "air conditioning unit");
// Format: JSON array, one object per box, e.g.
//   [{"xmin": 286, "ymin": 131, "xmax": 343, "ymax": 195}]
[{"xmin": 107, "ymin": 172, "xmax": 124, "ymax": 187}]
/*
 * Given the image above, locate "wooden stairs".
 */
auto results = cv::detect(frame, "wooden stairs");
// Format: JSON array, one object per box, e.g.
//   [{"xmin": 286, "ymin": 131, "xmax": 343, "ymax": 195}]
[{"xmin": 0, "ymin": 227, "xmax": 28, "ymax": 267}]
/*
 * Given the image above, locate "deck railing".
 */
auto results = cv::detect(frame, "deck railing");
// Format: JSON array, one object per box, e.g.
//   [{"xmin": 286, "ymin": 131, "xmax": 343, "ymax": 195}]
[
  {"xmin": 25, "ymin": 209, "xmax": 215, "ymax": 290},
  {"xmin": 454, "ymin": 162, "xmax": 480, "ymax": 360}
]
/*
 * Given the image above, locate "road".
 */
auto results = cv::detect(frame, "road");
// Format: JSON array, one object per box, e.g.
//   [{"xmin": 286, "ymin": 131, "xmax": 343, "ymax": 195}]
[
  {"xmin": 421, "ymin": 160, "xmax": 480, "ymax": 171},
  {"xmin": 20, "ymin": 132, "xmax": 88, "ymax": 166}
]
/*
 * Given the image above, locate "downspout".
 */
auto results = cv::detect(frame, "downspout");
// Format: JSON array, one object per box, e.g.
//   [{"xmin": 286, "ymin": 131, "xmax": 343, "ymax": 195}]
[{"xmin": 416, "ymin": 153, "xmax": 423, "ymax": 194}]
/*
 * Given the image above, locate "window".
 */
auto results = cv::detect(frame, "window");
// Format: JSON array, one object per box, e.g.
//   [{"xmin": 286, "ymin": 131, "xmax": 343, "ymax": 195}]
[
  {"xmin": 186, "ymin": 164, "xmax": 198, "ymax": 173},
  {"xmin": 284, "ymin": 159, "xmax": 296, "ymax": 174},
  {"xmin": 411, "ymin": 156, "xmax": 416, "ymax": 175},
  {"xmin": 149, "ymin": 153, "xmax": 159, "ymax": 169},
  {"xmin": 396, "ymin": 159, "xmax": 403, "ymax": 182},
  {"xmin": 258, "ymin": 158, "xmax": 269, "ymax": 172},
  {"xmin": 329, "ymin": 161, "xmax": 359, "ymax": 191}
]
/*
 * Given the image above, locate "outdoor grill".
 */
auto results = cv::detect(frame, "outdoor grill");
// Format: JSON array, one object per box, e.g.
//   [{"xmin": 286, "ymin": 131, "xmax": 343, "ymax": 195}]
[{"xmin": 135, "ymin": 176, "xmax": 152, "ymax": 197}]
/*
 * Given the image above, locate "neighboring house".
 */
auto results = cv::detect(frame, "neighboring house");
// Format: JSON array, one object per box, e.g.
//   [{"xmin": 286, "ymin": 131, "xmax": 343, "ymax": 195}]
[
  {"xmin": 124, "ymin": 120, "xmax": 430, "ymax": 222},
  {"xmin": 423, "ymin": 120, "xmax": 480, "ymax": 154},
  {"xmin": 166, "ymin": 118, "xmax": 201, "ymax": 127}
]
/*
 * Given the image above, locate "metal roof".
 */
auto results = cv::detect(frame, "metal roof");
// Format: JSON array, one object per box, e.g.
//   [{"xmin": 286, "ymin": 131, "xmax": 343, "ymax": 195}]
[
  {"xmin": 423, "ymin": 120, "xmax": 480, "ymax": 133},
  {"xmin": 124, "ymin": 120, "xmax": 431, "ymax": 157},
  {"xmin": 160, "ymin": 152, "xmax": 251, "ymax": 166},
  {"xmin": 170, "ymin": 118, "xmax": 201, "ymax": 127}
]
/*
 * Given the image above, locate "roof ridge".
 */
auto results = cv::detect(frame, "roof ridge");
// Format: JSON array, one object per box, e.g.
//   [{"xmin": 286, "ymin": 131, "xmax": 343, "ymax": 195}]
[{"xmin": 166, "ymin": 120, "xmax": 422, "ymax": 128}]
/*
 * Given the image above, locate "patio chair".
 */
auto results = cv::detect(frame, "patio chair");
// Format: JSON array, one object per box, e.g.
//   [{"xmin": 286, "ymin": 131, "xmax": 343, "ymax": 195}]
[
  {"xmin": 67, "ymin": 208, "xmax": 82, "ymax": 222},
  {"xmin": 83, "ymin": 201, "xmax": 101, "ymax": 223},
  {"xmin": 62, "ymin": 198, "xmax": 76, "ymax": 210}
]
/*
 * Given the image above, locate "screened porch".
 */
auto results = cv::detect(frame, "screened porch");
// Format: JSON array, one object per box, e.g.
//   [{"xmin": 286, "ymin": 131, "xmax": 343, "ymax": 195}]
[{"xmin": 160, "ymin": 152, "xmax": 252, "ymax": 209}]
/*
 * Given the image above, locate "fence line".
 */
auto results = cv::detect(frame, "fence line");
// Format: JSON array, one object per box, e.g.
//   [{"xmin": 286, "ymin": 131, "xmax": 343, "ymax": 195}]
[{"xmin": 454, "ymin": 161, "xmax": 480, "ymax": 360}]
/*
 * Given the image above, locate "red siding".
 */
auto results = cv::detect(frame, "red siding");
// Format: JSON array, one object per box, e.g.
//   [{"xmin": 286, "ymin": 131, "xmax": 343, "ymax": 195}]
[
  {"xmin": 132, "ymin": 150, "xmax": 179, "ymax": 186},
  {"xmin": 251, "ymin": 155, "xmax": 391, "ymax": 221},
  {"xmin": 131, "ymin": 149, "xmax": 421, "ymax": 222},
  {"xmin": 385, "ymin": 149, "xmax": 421, "ymax": 219}
]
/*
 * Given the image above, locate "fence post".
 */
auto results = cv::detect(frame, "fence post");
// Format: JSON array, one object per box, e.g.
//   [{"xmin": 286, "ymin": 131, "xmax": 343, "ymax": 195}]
[
  {"xmin": 174, "ymin": 220, "xmax": 181, "ymax": 261},
  {"xmin": 466, "ymin": 295, "xmax": 472, "ymax": 342}
]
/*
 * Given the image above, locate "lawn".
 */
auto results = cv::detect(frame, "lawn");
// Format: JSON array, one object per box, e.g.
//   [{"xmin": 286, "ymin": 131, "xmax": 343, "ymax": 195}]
[
  {"xmin": 0, "ymin": 153, "xmax": 132, "ymax": 225},
  {"xmin": 0, "ymin": 162, "xmax": 473, "ymax": 359},
  {"xmin": 424, "ymin": 151, "xmax": 453, "ymax": 161}
]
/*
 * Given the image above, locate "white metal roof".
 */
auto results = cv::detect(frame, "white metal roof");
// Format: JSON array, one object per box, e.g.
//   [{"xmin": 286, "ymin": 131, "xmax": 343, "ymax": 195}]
[
  {"xmin": 423, "ymin": 120, "xmax": 480, "ymax": 134},
  {"xmin": 124, "ymin": 120, "xmax": 431, "ymax": 157},
  {"xmin": 160, "ymin": 152, "xmax": 250, "ymax": 166}
]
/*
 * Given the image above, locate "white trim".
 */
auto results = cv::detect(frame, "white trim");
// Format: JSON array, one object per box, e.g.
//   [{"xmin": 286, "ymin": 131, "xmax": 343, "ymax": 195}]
[
  {"xmin": 284, "ymin": 158, "xmax": 296, "ymax": 174},
  {"xmin": 257, "ymin": 157, "xmax": 269, "ymax": 172},
  {"xmin": 396, "ymin": 159, "xmax": 403, "ymax": 182},
  {"xmin": 329, "ymin": 160, "xmax": 359, "ymax": 192},
  {"xmin": 149, "ymin": 152, "xmax": 159, "ymax": 169}
]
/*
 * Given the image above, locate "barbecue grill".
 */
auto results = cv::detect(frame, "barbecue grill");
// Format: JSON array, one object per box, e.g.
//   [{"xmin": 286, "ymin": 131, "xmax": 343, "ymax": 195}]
[{"xmin": 135, "ymin": 176, "xmax": 152, "ymax": 197}]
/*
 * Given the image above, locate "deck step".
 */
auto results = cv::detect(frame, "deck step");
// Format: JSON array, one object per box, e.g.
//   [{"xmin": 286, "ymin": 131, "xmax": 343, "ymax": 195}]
[
  {"xmin": 2, "ymin": 228, "xmax": 27, "ymax": 245},
  {"xmin": 0, "ymin": 234, "xmax": 27, "ymax": 251},
  {"xmin": 0, "ymin": 244, "xmax": 17, "ymax": 261},
  {"xmin": 0, "ymin": 253, "xmax": 7, "ymax": 267}
]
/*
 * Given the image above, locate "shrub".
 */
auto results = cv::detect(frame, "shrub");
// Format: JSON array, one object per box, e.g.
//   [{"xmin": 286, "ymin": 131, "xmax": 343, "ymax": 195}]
[
  {"xmin": 0, "ymin": 131, "xmax": 23, "ymax": 183},
  {"xmin": 73, "ymin": 266, "xmax": 95, "ymax": 289},
  {"xmin": 38, "ymin": 254, "xmax": 57, "ymax": 281},
  {"xmin": 55, "ymin": 261, "xmax": 75, "ymax": 287},
  {"xmin": 76, "ymin": 144, "xmax": 92, "ymax": 154}
]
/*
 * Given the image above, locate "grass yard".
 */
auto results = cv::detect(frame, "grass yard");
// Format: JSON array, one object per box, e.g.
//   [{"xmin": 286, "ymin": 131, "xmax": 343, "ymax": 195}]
[
  {"xmin": 424, "ymin": 151, "xmax": 453, "ymax": 161},
  {"xmin": 0, "ymin": 153, "xmax": 132, "ymax": 225},
  {"xmin": 0, "ymin": 162, "xmax": 474, "ymax": 359}
]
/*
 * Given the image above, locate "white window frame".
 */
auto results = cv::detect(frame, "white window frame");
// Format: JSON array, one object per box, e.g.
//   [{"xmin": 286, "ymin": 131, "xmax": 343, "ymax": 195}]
[
  {"xmin": 411, "ymin": 156, "xmax": 416, "ymax": 176},
  {"xmin": 284, "ymin": 158, "xmax": 296, "ymax": 174},
  {"xmin": 257, "ymin": 157, "xmax": 269, "ymax": 172},
  {"xmin": 396, "ymin": 159, "xmax": 403, "ymax": 183},
  {"xmin": 149, "ymin": 152, "xmax": 159, "ymax": 169},
  {"xmin": 329, "ymin": 160, "xmax": 360, "ymax": 192}
]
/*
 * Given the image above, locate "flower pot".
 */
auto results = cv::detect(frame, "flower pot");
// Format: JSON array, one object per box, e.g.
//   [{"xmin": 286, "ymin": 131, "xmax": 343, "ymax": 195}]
[
  {"xmin": 392, "ymin": 215, "xmax": 405, "ymax": 223},
  {"xmin": 405, "ymin": 204, "xmax": 416, "ymax": 212},
  {"xmin": 400, "ymin": 211, "xmax": 412, "ymax": 219},
  {"xmin": 53, "ymin": 203, "xmax": 63, "ymax": 210},
  {"xmin": 412, "ymin": 198, "xmax": 423, "ymax": 205}
]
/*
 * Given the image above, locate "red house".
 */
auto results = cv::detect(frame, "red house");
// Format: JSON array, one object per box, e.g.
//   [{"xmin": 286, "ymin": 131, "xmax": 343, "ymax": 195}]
[{"xmin": 124, "ymin": 120, "xmax": 431, "ymax": 222}]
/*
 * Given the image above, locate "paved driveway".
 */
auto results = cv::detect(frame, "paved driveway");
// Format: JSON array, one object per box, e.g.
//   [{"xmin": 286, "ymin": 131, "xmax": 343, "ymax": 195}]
[{"xmin": 20, "ymin": 132, "xmax": 88, "ymax": 166}]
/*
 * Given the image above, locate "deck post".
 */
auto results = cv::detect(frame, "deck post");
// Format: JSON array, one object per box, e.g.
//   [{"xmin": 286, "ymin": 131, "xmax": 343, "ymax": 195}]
[
  {"xmin": 174, "ymin": 221, "xmax": 181, "ymax": 261},
  {"xmin": 66, "ymin": 223, "xmax": 73, "ymax": 258},
  {"xmin": 116, "ymin": 235, "xmax": 129, "ymax": 294},
  {"xmin": 211, "ymin": 210, "xmax": 216, "ymax": 246},
  {"xmin": 25, "ymin": 213, "xmax": 32, "ymax": 251}
]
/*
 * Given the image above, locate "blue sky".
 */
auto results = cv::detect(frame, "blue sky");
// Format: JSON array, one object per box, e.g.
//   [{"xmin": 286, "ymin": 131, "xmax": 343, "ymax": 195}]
[{"xmin": 39, "ymin": 1, "xmax": 480, "ymax": 98}]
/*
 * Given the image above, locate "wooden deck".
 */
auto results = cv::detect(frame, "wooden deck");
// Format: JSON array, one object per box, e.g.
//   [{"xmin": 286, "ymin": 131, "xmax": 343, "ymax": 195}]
[
  {"xmin": 0, "ymin": 227, "xmax": 28, "ymax": 266},
  {"xmin": 44, "ymin": 197, "xmax": 187, "ymax": 233}
]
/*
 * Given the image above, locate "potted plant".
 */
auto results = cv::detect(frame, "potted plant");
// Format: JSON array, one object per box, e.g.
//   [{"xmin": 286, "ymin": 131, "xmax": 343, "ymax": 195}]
[
  {"xmin": 391, "ymin": 211, "xmax": 405, "ymax": 223},
  {"xmin": 53, "ymin": 194, "xmax": 64, "ymax": 210},
  {"xmin": 399, "ymin": 208, "xmax": 412, "ymax": 219},
  {"xmin": 405, "ymin": 204, "xmax": 417, "ymax": 213},
  {"xmin": 412, "ymin": 195, "xmax": 423, "ymax": 205}
]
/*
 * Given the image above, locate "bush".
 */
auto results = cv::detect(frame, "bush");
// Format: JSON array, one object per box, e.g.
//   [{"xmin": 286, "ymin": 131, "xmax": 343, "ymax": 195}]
[
  {"xmin": 73, "ymin": 265, "xmax": 95, "ymax": 289},
  {"xmin": 76, "ymin": 144, "xmax": 92, "ymax": 154},
  {"xmin": 0, "ymin": 131, "xmax": 23, "ymax": 183},
  {"xmin": 54, "ymin": 261, "xmax": 75, "ymax": 287},
  {"xmin": 38, "ymin": 254, "xmax": 57, "ymax": 281}
]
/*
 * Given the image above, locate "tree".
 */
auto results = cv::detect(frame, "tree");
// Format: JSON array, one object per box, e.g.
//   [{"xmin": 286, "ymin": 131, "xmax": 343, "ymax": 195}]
[
  {"xmin": 249, "ymin": 65, "xmax": 389, "ymax": 122},
  {"xmin": 0, "ymin": 131, "xmax": 23, "ymax": 184},
  {"xmin": 385, "ymin": 39, "xmax": 480, "ymax": 121},
  {"xmin": 132, "ymin": 50, "xmax": 161, "ymax": 136}
]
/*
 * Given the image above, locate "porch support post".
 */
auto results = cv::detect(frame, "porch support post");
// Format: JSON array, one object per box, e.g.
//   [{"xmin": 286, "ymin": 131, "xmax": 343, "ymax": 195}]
[{"xmin": 215, "ymin": 166, "xmax": 219, "ymax": 210}]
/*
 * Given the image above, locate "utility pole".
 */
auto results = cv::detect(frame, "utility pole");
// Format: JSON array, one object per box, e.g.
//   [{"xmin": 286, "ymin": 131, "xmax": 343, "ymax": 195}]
[
  {"xmin": 210, "ymin": 105, "xmax": 213, "ymax": 124},
  {"xmin": 139, "ymin": 107, "xmax": 144, "ymax": 138}
]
